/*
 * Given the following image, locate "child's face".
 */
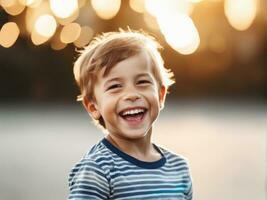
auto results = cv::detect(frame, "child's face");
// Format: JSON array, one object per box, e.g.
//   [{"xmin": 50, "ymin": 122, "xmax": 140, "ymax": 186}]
[{"xmin": 84, "ymin": 51, "xmax": 166, "ymax": 140}]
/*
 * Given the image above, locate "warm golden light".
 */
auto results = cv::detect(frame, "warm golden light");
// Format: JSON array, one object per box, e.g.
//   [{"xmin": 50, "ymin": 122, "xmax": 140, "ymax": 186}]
[
  {"xmin": 187, "ymin": 0, "xmax": 203, "ymax": 3},
  {"xmin": 224, "ymin": 0, "xmax": 258, "ymax": 31},
  {"xmin": 3, "ymin": 1, "xmax": 25, "ymax": 16},
  {"xmin": 50, "ymin": 0, "xmax": 78, "ymax": 18},
  {"xmin": 157, "ymin": 13, "xmax": 200, "ymax": 54},
  {"xmin": 0, "ymin": 0, "xmax": 17, "ymax": 8},
  {"xmin": 0, "ymin": 22, "xmax": 20, "ymax": 48},
  {"xmin": 74, "ymin": 26, "xmax": 93, "ymax": 48},
  {"xmin": 19, "ymin": 0, "xmax": 42, "ymax": 8},
  {"xmin": 51, "ymin": 39, "xmax": 67, "ymax": 50},
  {"xmin": 50, "ymin": 29, "xmax": 67, "ymax": 50},
  {"xmin": 209, "ymin": 34, "xmax": 226, "ymax": 53},
  {"xmin": 129, "ymin": 0, "xmax": 145, "ymax": 13},
  {"xmin": 143, "ymin": 13, "xmax": 159, "ymax": 30},
  {"xmin": 78, "ymin": 0, "xmax": 87, "ymax": 8},
  {"xmin": 24, "ymin": 0, "xmax": 35, "ymax": 5},
  {"xmin": 144, "ymin": 0, "xmax": 161, "ymax": 17},
  {"xmin": 25, "ymin": 1, "xmax": 52, "ymax": 33},
  {"xmin": 145, "ymin": 0, "xmax": 193, "ymax": 17},
  {"xmin": 34, "ymin": 14, "xmax": 57, "ymax": 37},
  {"xmin": 56, "ymin": 9, "xmax": 79, "ymax": 25},
  {"xmin": 31, "ymin": 29, "xmax": 49, "ymax": 45},
  {"xmin": 60, "ymin": 23, "xmax": 81, "ymax": 44},
  {"xmin": 91, "ymin": 0, "xmax": 121, "ymax": 20}
]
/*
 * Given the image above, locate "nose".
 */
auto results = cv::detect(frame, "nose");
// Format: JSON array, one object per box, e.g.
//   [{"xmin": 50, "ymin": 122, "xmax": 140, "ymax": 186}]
[{"xmin": 123, "ymin": 92, "xmax": 141, "ymax": 102}]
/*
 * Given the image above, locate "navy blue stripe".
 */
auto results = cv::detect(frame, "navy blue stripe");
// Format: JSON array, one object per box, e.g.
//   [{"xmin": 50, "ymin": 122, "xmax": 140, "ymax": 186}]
[
  {"xmin": 69, "ymin": 191, "xmax": 104, "ymax": 199},
  {"xmin": 115, "ymin": 183, "xmax": 188, "ymax": 193},
  {"xmin": 102, "ymin": 138, "xmax": 166, "ymax": 169},
  {"xmin": 70, "ymin": 185, "xmax": 108, "ymax": 197},
  {"xmin": 114, "ymin": 179, "xmax": 188, "ymax": 188},
  {"xmin": 70, "ymin": 180, "xmax": 108, "ymax": 191},
  {"xmin": 114, "ymin": 188, "xmax": 185, "ymax": 199}
]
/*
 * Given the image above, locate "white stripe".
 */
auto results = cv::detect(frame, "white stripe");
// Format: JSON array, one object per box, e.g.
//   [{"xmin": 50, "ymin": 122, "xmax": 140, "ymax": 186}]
[
  {"xmin": 113, "ymin": 172, "xmax": 190, "ymax": 183},
  {"xmin": 110, "ymin": 168, "xmax": 189, "ymax": 177},
  {"xmin": 114, "ymin": 180, "xmax": 188, "ymax": 190}
]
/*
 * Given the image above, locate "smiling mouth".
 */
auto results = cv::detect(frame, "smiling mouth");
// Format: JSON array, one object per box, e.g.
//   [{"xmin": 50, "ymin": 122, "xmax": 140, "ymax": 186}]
[{"xmin": 119, "ymin": 108, "xmax": 148, "ymax": 124}]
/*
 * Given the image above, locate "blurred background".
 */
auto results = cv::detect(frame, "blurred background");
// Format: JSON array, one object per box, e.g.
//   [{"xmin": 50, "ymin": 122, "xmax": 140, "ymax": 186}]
[{"xmin": 0, "ymin": 0, "xmax": 266, "ymax": 199}]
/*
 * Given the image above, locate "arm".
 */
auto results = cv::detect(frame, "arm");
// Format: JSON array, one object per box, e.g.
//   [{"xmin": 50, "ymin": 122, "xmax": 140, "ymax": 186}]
[
  {"xmin": 185, "ymin": 182, "xmax": 193, "ymax": 200},
  {"xmin": 68, "ymin": 159, "xmax": 110, "ymax": 200},
  {"xmin": 184, "ymin": 159, "xmax": 193, "ymax": 200}
]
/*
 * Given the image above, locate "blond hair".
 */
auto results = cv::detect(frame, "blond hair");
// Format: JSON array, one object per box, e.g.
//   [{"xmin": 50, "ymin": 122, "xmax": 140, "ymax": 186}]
[{"xmin": 73, "ymin": 29, "xmax": 175, "ymax": 129}]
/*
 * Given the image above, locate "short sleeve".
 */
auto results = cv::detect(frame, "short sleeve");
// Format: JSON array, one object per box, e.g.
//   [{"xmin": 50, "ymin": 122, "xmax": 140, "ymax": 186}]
[
  {"xmin": 184, "ymin": 159, "xmax": 193, "ymax": 200},
  {"xmin": 68, "ymin": 159, "xmax": 110, "ymax": 200},
  {"xmin": 185, "ymin": 180, "xmax": 193, "ymax": 200}
]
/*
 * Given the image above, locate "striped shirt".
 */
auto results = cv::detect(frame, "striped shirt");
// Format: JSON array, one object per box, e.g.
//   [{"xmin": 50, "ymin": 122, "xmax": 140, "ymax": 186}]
[{"xmin": 68, "ymin": 138, "xmax": 193, "ymax": 200}]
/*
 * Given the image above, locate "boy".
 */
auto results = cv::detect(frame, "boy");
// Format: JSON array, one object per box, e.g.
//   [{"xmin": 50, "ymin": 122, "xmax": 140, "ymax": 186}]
[{"xmin": 68, "ymin": 30, "xmax": 193, "ymax": 200}]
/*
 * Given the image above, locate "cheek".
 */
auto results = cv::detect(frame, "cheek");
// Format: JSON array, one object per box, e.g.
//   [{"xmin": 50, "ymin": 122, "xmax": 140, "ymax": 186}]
[
  {"xmin": 150, "ymin": 87, "xmax": 161, "ymax": 103},
  {"xmin": 100, "ymin": 95, "xmax": 118, "ymax": 115},
  {"xmin": 147, "ymin": 90, "xmax": 161, "ymax": 113}
]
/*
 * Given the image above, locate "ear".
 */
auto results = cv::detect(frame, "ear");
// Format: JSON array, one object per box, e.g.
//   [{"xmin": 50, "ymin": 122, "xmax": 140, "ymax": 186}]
[
  {"xmin": 82, "ymin": 97, "xmax": 101, "ymax": 120},
  {"xmin": 159, "ymin": 85, "xmax": 167, "ymax": 110}
]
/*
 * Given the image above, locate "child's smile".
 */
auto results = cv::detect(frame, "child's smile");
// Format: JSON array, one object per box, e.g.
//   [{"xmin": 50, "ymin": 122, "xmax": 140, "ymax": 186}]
[
  {"xmin": 118, "ymin": 106, "xmax": 148, "ymax": 126},
  {"xmin": 91, "ymin": 51, "xmax": 166, "ymax": 140}
]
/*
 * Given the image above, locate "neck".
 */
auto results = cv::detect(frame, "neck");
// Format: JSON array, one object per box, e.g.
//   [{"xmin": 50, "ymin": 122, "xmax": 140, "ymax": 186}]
[{"xmin": 105, "ymin": 128, "xmax": 161, "ymax": 162}]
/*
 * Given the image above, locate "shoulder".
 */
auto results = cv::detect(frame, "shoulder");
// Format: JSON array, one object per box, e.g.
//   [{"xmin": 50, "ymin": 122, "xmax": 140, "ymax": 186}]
[
  {"xmin": 73, "ymin": 140, "xmax": 113, "ymax": 167},
  {"xmin": 156, "ymin": 143, "xmax": 191, "ymax": 168},
  {"xmin": 156, "ymin": 144, "xmax": 188, "ymax": 160},
  {"xmin": 68, "ymin": 140, "xmax": 113, "ymax": 184},
  {"xmin": 155, "ymin": 144, "xmax": 194, "ymax": 198},
  {"xmin": 68, "ymin": 140, "xmax": 112, "ymax": 199},
  {"xmin": 84, "ymin": 140, "xmax": 113, "ymax": 164}
]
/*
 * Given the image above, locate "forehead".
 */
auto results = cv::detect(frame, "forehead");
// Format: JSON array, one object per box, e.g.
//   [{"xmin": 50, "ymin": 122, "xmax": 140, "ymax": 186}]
[{"xmin": 98, "ymin": 51, "xmax": 154, "ymax": 81}]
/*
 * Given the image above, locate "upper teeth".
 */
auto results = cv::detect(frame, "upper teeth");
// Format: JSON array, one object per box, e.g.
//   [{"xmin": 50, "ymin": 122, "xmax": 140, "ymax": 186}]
[{"xmin": 121, "ymin": 108, "xmax": 145, "ymax": 116}]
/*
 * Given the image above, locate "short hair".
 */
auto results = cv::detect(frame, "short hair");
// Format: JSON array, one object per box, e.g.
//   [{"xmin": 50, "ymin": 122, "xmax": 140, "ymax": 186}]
[{"xmin": 73, "ymin": 29, "xmax": 175, "ymax": 130}]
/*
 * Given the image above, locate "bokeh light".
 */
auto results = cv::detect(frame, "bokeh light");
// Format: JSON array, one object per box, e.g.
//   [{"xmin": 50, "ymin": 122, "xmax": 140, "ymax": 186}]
[
  {"xmin": 129, "ymin": 0, "xmax": 146, "ymax": 13},
  {"xmin": 143, "ymin": 13, "xmax": 159, "ymax": 31},
  {"xmin": 0, "ymin": 22, "xmax": 20, "ymax": 48},
  {"xmin": 25, "ymin": 1, "xmax": 52, "ymax": 34},
  {"xmin": 49, "ymin": 0, "xmax": 78, "ymax": 19},
  {"xmin": 145, "ymin": 0, "xmax": 193, "ymax": 17},
  {"xmin": 60, "ymin": 23, "xmax": 81, "ymax": 44},
  {"xmin": 187, "ymin": 0, "xmax": 203, "ymax": 3},
  {"xmin": 31, "ymin": 29, "xmax": 50, "ymax": 45},
  {"xmin": 3, "ymin": 1, "xmax": 25, "ymax": 16},
  {"xmin": 0, "ymin": 2, "xmax": 267, "ymax": 200},
  {"xmin": 34, "ymin": 14, "xmax": 57, "ymax": 37},
  {"xmin": 0, "ymin": 0, "xmax": 17, "ymax": 8},
  {"xmin": 19, "ymin": 0, "xmax": 42, "ymax": 8},
  {"xmin": 56, "ymin": 9, "xmax": 79, "ymax": 25},
  {"xmin": 224, "ymin": 0, "xmax": 258, "ymax": 31},
  {"xmin": 144, "ymin": 0, "xmax": 161, "ymax": 17},
  {"xmin": 91, "ymin": 0, "xmax": 121, "ymax": 20},
  {"xmin": 157, "ymin": 13, "xmax": 200, "ymax": 54},
  {"xmin": 74, "ymin": 26, "xmax": 94, "ymax": 48},
  {"xmin": 50, "ymin": 28, "xmax": 67, "ymax": 50}
]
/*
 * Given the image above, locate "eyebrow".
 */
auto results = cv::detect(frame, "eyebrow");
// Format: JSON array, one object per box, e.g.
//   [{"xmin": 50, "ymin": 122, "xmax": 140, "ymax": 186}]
[
  {"xmin": 136, "ymin": 73, "xmax": 152, "ymax": 79},
  {"xmin": 103, "ymin": 73, "xmax": 152, "ymax": 87},
  {"xmin": 104, "ymin": 77, "xmax": 122, "ymax": 88}
]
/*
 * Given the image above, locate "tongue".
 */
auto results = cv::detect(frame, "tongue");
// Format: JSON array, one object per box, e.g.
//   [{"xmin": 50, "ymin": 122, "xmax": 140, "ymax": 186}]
[{"xmin": 123, "ymin": 113, "xmax": 144, "ymax": 121}]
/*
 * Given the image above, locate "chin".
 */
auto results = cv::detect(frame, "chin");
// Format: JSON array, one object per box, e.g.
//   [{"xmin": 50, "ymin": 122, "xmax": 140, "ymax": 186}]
[{"xmin": 122, "ymin": 128, "xmax": 150, "ymax": 139}]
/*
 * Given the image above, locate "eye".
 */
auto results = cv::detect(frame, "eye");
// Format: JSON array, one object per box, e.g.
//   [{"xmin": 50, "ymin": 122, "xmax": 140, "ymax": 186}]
[
  {"xmin": 107, "ymin": 83, "xmax": 122, "ymax": 91},
  {"xmin": 137, "ymin": 80, "xmax": 151, "ymax": 85}
]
